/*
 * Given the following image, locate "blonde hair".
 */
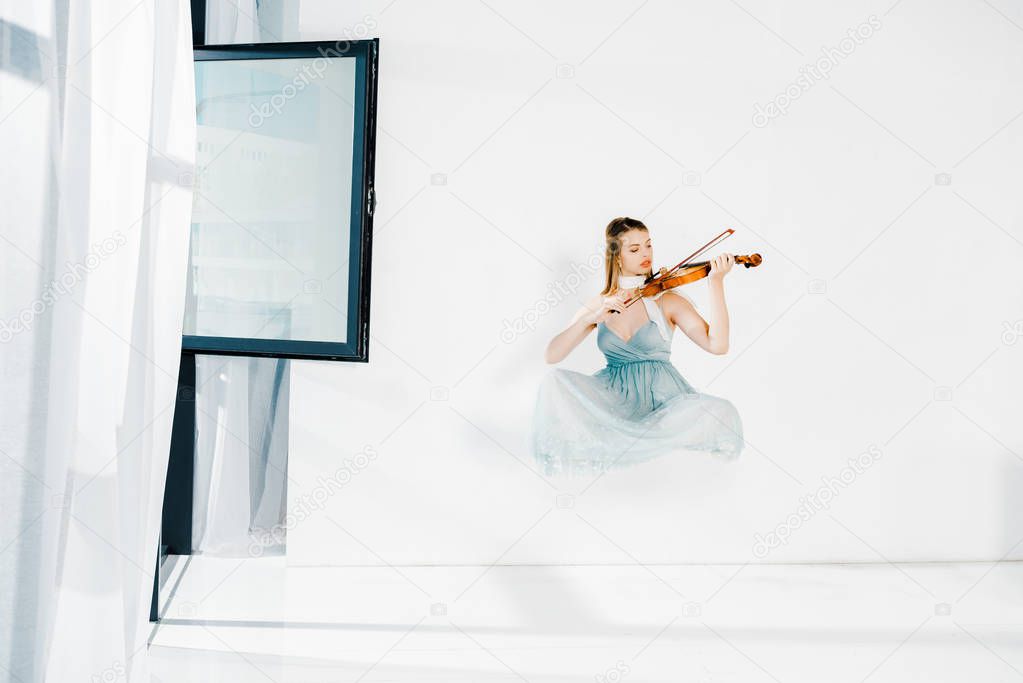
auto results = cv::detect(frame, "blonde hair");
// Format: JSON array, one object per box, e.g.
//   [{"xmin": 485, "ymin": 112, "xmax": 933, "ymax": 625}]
[{"xmin": 600, "ymin": 216, "xmax": 651, "ymax": 296}]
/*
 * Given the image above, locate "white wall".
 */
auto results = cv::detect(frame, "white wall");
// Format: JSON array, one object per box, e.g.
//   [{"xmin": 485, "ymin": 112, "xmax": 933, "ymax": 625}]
[{"xmin": 279, "ymin": 0, "xmax": 1023, "ymax": 564}]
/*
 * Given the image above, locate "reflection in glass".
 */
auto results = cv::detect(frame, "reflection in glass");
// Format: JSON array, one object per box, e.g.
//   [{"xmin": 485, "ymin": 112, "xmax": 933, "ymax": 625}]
[{"xmin": 184, "ymin": 56, "xmax": 355, "ymax": 343}]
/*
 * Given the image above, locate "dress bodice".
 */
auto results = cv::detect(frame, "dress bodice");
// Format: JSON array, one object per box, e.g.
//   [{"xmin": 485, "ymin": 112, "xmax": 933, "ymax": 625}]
[
  {"xmin": 597, "ymin": 320, "xmax": 672, "ymax": 366},
  {"xmin": 597, "ymin": 295, "xmax": 673, "ymax": 366}
]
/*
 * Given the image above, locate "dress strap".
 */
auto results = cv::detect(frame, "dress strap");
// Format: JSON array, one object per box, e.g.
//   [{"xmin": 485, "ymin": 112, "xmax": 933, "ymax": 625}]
[
  {"xmin": 642, "ymin": 296, "xmax": 673, "ymax": 342},
  {"xmin": 618, "ymin": 274, "xmax": 676, "ymax": 343}
]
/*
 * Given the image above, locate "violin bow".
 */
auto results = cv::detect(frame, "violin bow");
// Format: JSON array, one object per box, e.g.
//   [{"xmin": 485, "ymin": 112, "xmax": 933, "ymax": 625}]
[{"xmin": 621, "ymin": 228, "xmax": 735, "ymax": 307}]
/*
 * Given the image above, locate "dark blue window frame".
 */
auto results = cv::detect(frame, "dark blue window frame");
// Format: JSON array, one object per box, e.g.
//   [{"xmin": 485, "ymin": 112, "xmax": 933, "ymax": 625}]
[{"xmin": 185, "ymin": 39, "xmax": 378, "ymax": 362}]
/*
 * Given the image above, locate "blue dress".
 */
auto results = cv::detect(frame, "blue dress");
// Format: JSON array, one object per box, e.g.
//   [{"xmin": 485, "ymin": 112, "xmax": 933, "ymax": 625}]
[{"xmin": 531, "ymin": 305, "xmax": 744, "ymax": 477}]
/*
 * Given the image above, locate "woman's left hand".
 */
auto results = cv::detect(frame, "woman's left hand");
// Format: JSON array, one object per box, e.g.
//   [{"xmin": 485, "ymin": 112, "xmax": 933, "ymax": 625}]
[{"xmin": 708, "ymin": 252, "xmax": 734, "ymax": 281}]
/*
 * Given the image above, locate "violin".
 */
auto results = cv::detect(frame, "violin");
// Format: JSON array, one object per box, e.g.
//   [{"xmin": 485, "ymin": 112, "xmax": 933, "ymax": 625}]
[{"xmin": 620, "ymin": 229, "xmax": 763, "ymax": 308}]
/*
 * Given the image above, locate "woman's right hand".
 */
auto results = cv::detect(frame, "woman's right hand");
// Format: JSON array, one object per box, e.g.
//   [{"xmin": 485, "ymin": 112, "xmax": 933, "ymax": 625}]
[{"xmin": 581, "ymin": 290, "xmax": 629, "ymax": 326}]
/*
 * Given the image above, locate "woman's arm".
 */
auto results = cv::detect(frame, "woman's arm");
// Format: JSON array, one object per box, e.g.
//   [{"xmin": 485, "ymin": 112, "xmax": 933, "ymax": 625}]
[
  {"xmin": 660, "ymin": 253, "xmax": 734, "ymax": 355},
  {"xmin": 544, "ymin": 292, "xmax": 622, "ymax": 364}
]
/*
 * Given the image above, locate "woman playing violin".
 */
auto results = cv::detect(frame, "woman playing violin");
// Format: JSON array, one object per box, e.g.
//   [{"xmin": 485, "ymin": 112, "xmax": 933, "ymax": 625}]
[
  {"xmin": 530, "ymin": 216, "xmax": 745, "ymax": 477},
  {"xmin": 545, "ymin": 218, "xmax": 737, "ymax": 363}
]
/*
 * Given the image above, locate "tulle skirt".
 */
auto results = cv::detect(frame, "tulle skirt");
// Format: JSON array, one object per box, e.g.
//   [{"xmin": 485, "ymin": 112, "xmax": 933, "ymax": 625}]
[{"xmin": 530, "ymin": 361, "xmax": 744, "ymax": 477}]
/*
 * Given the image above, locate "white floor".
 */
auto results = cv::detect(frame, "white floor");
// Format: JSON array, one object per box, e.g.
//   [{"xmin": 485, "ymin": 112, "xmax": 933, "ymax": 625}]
[{"xmin": 148, "ymin": 555, "xmax": 1023, "ymax": 682}]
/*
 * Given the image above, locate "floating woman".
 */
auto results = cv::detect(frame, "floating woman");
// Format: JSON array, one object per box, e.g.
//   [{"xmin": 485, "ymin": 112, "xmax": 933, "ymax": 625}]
[{"xmin": 530, "ymin": 216, "xmax": 745, "ymax": 477}]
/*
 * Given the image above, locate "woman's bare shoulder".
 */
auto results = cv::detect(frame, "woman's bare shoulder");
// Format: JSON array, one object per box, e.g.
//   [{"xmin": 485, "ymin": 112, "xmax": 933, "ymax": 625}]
[
  {"xmin": 658, "ymin": 291, "xmax": 700, "ymax": 327},
  {"xmin": 659, "ymin": 291, "xmax": 694, "ymax": 309}
]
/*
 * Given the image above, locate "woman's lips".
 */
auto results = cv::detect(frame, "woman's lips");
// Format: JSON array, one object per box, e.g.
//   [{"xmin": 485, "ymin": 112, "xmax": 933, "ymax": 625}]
[{"xmin": 641, "ymin": 261, "xmax": 650, "ymax": 267}]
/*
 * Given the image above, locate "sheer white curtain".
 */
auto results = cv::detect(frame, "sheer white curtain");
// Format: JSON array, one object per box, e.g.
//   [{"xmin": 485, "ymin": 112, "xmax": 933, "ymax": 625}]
[
  {"xmin": 204, "ymin": 0, "xmax": 299, "ymax": 44},
  {"xmin": 189, "ymin": 0, "xmax": 292, "ymax": 559},
  {"xmin": 0, "ymin": 2, "xmax": 195, "ymax": 681},
  {"xmin": 205, "ymin": 0, "xmax": 259, "ymax": 43},
  {"xmin": 192, "ymin": 356, "xmax": 290, "ymax": 557}
]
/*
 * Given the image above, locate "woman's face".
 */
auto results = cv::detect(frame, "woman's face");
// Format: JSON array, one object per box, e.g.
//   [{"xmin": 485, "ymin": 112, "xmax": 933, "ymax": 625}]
[{"xmin": 618, "ymin": 229, "xmax": 653, "ymax": 276}]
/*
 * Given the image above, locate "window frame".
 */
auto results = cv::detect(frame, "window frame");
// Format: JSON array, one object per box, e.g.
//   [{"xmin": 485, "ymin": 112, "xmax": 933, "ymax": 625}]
[{"xmin": 184, "ymin": 39, "xmax": 378, "ymax": 362}]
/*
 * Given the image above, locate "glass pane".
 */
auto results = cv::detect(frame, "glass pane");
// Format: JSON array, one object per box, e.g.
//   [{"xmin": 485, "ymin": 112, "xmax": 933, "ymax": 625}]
[{"xmin": 184, "ymin": 55, "xmax": 356, "ymax": 344}]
